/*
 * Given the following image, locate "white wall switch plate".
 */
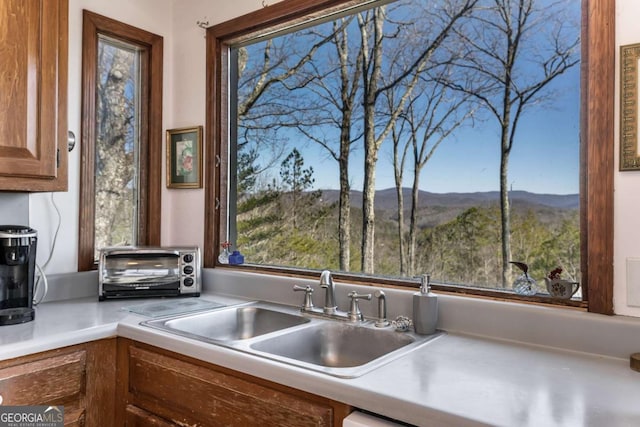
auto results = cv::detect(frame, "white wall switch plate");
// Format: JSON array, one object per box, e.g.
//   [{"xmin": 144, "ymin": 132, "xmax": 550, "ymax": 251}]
[{"xmin": 626, "ymin": 258, "xmax": 640, "ymax": 307}]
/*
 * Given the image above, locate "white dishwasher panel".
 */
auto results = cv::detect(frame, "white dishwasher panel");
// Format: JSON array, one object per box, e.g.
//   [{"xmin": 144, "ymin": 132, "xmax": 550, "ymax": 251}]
[{"xmin": 343, "ymin": 411, "xmax": 406, "ymax": 427}]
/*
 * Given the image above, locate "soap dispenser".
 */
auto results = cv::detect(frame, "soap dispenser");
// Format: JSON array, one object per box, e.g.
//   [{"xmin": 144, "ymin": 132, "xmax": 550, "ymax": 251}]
[{"xmin": 413, "ymin": 274, "xmax": 438, "ymax": 335}]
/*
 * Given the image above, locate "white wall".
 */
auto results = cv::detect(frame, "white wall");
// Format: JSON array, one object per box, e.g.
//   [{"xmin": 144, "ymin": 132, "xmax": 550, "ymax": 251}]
[
  {"xmin": 165, "ymin": 0, "xmax": 283, "ymax": 250},
  {"xmin": 0, "ymin": 194, "xmax": 28, "ymax": 225},
  {"xmin": 614, "ymin": 0, "xmax": 640, "ymax": 317},
  {"xmin": 25, "ymin": 0, "xmax": 640, "ymax": 317},
  {"xmin": 29, "ymin": 0, "xmax": 175, "ymax": 273},
  {"xmin": 144, "ymin": 0, "xmax": 287, "ymax": 250}
]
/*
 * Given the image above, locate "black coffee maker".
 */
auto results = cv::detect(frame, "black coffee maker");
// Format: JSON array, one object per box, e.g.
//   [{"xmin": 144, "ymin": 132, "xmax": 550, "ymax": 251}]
[{"xmin": 0, "ymin": 225, "xmax": 38, "ymax": 325}]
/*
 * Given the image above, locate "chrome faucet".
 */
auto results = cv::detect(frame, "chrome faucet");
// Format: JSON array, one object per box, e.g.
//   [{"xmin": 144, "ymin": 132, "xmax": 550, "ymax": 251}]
[
  {"xmin": 292, "ymin": 270, "xmax": 370, "ymax": 322},
  {"xmin": 319, "ymin": 270, "xmax": 338, "ymax": 315}
]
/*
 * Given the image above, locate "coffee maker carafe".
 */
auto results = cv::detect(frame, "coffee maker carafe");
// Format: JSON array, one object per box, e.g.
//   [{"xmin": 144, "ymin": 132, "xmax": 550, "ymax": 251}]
[{"xmin": 0, "ymin": 225, "xmax": 37, "ymax": 325}]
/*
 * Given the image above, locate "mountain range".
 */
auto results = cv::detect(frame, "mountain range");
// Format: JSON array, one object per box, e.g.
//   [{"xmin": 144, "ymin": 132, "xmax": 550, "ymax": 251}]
[{"xmin": 319, "ymin": 188, "xmax": 579, "ymax": 211}]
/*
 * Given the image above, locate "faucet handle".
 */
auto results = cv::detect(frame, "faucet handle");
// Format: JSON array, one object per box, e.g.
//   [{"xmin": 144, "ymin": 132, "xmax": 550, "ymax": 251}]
[
  {"xmin": 293, "ymin": 285, "xmax": 314, "ymax": 310},
  {"xmin": 348, "ymin": 291, "xmax": 372, "ymax": 301},
  {"xmin": 347, "ymin": 291, "xmax": 372, "ymax": 321}
]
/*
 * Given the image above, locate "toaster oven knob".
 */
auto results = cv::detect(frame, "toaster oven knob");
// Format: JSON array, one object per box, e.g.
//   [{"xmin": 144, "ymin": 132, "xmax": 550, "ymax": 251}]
[
  {"xmin": 183, "ymin": 265, "xmax": 194, "ymax": 275},
  {"xmin": 183, "ymin": 253, "xmax": 194, "ymax": 263},
  {"xmin": 183, "ymin": 277, "xmax": 194, "ymax": 287}
]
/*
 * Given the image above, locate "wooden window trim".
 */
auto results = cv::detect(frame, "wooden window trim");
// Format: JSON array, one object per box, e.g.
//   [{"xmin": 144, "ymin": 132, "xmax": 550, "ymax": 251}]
[
  {"xmin": 78, "ymin": 11, "xmax": 163, "ymax": 271},
  {"xmin": 204, "ymin": 0, "xmax": 614, "ymax": 314},
  {"xmin": 579, "ymin": 0, "xmax": 615, "ymax": 314}
]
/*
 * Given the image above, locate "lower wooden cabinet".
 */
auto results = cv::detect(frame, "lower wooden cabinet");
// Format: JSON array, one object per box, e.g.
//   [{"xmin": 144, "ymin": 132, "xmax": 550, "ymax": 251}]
[
  {"xmin": 0, "ymin": 337, "xmax": 352, "ymax": 426},
  {"xmin": 0, "ymin": 339, "xmax": 117, "ymax": 426},
  {"xmin": 116, "ymin": 338, "xmax": 352, "ymax": 427}
]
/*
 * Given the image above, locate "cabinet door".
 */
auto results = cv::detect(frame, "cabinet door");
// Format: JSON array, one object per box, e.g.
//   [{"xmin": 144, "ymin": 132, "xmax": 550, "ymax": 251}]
[
  {"xmin": 118, "ymin": 339, "xmax": 352, "ymax": 427},
  {"xmin": 0, "ymin": 0, "xmax": 68, "ymax": 191},
  {"xmin": 0, "ymin": 350, "xmax": 85, "ymax": 405},
  {"xmin": 0, "ymin": 350, "xmax": 86, "ymax": 425},
  {"xmin": 0, "ymin": 339, "xmax": 116, "ymax": 427}
]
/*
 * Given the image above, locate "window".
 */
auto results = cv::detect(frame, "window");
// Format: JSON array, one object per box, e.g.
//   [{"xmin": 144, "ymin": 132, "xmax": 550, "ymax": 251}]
[
  {"xmin": 206, "ymin": 0, "xmax": 613, "ymax": 313},
  {"xmin": 79, "ymin": 11, "xmax": 163, "ymax": 271}
]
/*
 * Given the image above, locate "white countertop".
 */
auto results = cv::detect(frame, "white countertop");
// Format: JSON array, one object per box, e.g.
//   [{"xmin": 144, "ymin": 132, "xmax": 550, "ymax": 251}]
[{"xmin": 1, "ymin": 295, "xmax": 639, "ymax": 427}]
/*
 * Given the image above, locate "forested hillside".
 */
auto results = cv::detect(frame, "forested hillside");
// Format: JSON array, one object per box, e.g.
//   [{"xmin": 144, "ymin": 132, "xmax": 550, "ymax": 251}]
[{"xmin": 237, "ymin": 188, "xmax": 579, "ymax": 289}]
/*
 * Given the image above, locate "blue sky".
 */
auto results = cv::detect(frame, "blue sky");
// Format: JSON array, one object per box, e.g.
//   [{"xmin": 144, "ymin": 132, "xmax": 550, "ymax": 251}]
[
  {"xmin": 241, "ymin": 0, "xmax": 581, "ymax": 196},
  {"xmin": 277, "ymin": 63, "xmax": 580, "ymax": 195}
]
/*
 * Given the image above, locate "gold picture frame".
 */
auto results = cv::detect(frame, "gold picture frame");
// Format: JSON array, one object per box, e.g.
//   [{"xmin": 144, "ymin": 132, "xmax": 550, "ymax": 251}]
[
  {"xmin": 166, "ymin": 126, "xmax": 203, "ymax": 188},
  {"xmin": 620, "ymin": 44, "xmax": 640, "ymax": 171}
]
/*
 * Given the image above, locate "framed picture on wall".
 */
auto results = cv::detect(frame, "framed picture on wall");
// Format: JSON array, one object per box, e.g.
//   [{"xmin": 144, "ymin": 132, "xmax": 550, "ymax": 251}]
[
  {"xmin": 621, "ymin": 44, "xmax": 640, "ymax": 171},
  {"xmin": 166, "ymin": 126, "xmax": 203, "ymax": 188}
]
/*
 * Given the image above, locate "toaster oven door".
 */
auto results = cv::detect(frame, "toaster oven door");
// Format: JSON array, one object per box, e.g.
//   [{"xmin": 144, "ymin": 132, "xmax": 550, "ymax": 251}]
[
  {"xmin": 100, "ymin": 252, "xmax": 180, "ymax": 299},
  {"xmin": 102, "ymin": 253, "xmax": 180, "ymax": 286}
]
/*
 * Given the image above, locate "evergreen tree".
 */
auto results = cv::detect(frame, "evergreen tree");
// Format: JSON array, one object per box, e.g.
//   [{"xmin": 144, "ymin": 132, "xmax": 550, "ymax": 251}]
[{"xmin": 279, "ymin": 148, "xmax": 320, "ymax": 230}]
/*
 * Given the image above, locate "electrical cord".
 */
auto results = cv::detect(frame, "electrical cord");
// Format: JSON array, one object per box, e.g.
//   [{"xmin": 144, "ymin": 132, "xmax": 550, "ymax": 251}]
[
  {"xmin": 33, "ymin": 192, "xmax": 61, "ymax": 305},
  {"xmin": 42, "ymin": 192, "xmax": 62, "ymax": 271},
  {"xmin": 33, "ymin": 263, "xmax": 48, "ymax": 306}
]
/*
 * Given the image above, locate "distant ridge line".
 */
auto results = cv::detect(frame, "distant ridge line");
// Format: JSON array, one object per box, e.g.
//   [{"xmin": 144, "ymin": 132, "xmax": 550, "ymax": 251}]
[{"xmin": 318, "ymin": 188, "xmax": 579, "ymax": 210}]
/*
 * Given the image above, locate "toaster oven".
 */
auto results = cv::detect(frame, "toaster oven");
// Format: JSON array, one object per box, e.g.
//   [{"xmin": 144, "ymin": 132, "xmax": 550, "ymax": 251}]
[{"xmin": 98, "ymin": 246, "xmax": 201, "ymax": 300}]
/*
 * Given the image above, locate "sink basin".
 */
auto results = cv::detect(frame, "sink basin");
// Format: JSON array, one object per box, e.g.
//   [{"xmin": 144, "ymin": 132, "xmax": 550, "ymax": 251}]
[
  {"xmin": 247, "ymin": 321, "xmax": 442, "ymax": 377},
  {"xmin": 250, "ymin": 322, "xmax": 414, "ymax": 368},
  {"xmin": 141, "ymin": 301, "xmax": 443, "ymax": 378},
  {"xmin": 143, "ymin": 304, "xmax": 309, "ymax": 341}
]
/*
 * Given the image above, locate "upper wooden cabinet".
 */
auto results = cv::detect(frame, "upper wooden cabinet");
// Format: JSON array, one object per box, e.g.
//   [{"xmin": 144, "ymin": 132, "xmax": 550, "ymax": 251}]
[{"xmin": 0, "ymin": 0, "xmax": 68, "ymax": 191}]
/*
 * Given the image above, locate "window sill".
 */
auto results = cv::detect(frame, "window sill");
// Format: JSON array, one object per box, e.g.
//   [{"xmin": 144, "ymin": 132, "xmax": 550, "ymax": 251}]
[{"xmin": 213, "ymin": 263, "xmax": 587, "ymax": 311}]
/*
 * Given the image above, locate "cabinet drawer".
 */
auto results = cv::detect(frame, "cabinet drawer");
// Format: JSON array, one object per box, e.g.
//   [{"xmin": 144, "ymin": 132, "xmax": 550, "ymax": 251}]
[
  {"xmin": 0, "ymin": 350, "xmax": 86, "ymax": 406},
  {"xmin": 128, "ymin": 345, "xmax": 336, "ymax": 426}
]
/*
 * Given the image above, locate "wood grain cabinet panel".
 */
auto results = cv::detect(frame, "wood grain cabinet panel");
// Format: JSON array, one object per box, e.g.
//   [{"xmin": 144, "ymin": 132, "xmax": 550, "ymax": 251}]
[
  {"xmin": 117, "ymin": 339, "xmax": 352, "ymax": 426},
  {"xmin": 0, "ymin": 350, "xmax": 85, "ymax": 406},
  {"xmin": 125, "ymin": 405, "xmax": 177, "ymax": 427},
  {"xmin": 0, "ymin": 339, "xmax": 116, "ymax": 427},
  {"xmin": 0, "ymin": 0, "xmax": 68, "ymax": 191}
]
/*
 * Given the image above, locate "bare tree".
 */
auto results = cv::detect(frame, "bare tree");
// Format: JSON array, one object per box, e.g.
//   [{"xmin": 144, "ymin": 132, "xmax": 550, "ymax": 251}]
[
  {"xmin": 236, "ymin": 26, "xmax": 345, "ymax": 188},
  {"xmin": 406, "ymin": 79, "xmax": 475, "ymax": 276},
  {"xmin": 439, "ymin": 0, "xmax": 579, "ymax": 286},
  {"xmin": 95, "ymin": 44, "xmax": 136, "ymax": 251},
  {"xmin": 387, "ymin": 65, "xmax": 474, "ymax": 276},
  {"xmin": 234, "ymin": 26, "xmax": 346, "ymax": 255},
  {"xmin": 389, "ymin": 97, "xmax": 411, "ymax": 275},
  {"xmin": 293, "ymin": 18, "xmax": 364, "ymax": 271},
  {"xmin": 358, "ymin": 0, "xmax": 478, "ymax": 273}
]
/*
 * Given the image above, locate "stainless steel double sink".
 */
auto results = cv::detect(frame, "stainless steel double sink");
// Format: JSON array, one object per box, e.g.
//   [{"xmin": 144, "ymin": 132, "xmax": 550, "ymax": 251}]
[{"xmin": 141, "ymin": 301, "xmax": 443, "ymax": 378}]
